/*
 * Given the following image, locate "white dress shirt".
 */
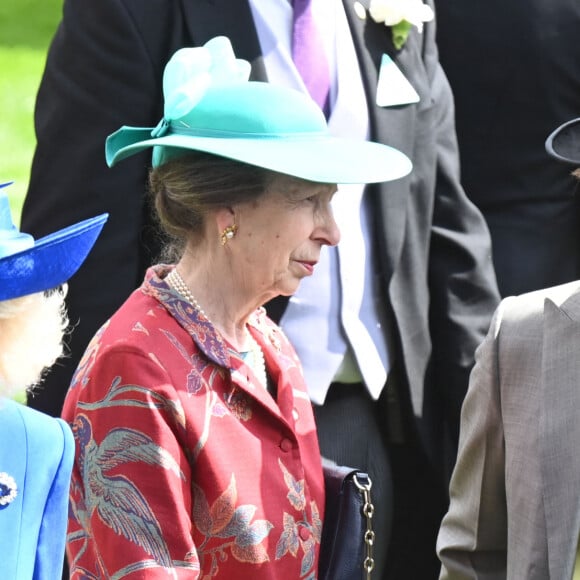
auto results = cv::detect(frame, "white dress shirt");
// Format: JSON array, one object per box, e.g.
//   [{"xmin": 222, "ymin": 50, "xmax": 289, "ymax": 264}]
[{"xmin": 249, "ymin": 0, "xmax": 392, "ymax": 404}]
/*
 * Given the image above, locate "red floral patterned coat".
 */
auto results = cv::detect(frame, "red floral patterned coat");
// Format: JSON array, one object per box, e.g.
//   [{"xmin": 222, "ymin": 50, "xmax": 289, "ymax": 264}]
[{"xmin": 62, "ymin": 266, "xmax": 325, "ymax": 579}]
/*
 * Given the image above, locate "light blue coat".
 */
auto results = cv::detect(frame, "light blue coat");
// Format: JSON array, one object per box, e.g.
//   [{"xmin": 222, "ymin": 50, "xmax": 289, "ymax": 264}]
[{"xmin": 0, "ymin": 398, "xmax": 74, "ymax": 579}]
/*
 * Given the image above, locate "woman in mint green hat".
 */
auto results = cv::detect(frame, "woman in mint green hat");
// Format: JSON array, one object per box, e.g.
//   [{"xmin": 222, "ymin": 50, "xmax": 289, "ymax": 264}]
[
  {"xmin": 0, "ymin": 182, "xmax": 106, "ymax": 580},
  {"xmin": 62, "ymin": 36, "xmax": 410, "ymax": 579}
]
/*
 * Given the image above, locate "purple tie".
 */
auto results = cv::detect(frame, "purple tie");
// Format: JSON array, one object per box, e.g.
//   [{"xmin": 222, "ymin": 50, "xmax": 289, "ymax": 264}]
[{"xmin": 291, "ymin": 0, "xmax": 331, "ymax": 116}]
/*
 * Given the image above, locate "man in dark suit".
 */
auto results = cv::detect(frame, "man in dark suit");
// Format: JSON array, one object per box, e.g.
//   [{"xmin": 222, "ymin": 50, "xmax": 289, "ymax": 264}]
[
  {"xmin": 436, "ymin": 0, "xmax": 580, "ymax": 297},
  {"xmin": 23, "ymin": 1, "xmax": 500, "ymax": 576}
]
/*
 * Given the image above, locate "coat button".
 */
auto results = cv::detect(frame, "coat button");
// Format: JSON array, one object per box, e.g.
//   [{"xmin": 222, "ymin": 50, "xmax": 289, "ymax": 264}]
[
  {"xmin": 280, "ymin": 438, "xmax": 293, "ymax": 452},
  {"xmin": 299, "ymin": 527, "xmax": 311, "ymax": 541}
]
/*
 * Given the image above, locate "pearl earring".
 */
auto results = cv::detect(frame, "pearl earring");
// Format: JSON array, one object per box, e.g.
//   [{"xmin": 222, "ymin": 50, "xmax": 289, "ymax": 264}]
[{"xmin": 221, "ymin": 223, "xmax": 238, "ymax": 246}]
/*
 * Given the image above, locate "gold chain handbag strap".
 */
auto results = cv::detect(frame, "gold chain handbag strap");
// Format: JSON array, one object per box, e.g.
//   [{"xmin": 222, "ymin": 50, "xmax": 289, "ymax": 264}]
[{"xmin": 353, "ymin": 473, "xmax": 375, "ymax": 578}]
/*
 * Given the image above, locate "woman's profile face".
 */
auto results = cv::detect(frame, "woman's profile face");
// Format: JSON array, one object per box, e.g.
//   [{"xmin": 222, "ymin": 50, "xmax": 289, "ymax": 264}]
[{"xmin": 232, "ymin": 175, "xmax": 340, "ymax": 301}]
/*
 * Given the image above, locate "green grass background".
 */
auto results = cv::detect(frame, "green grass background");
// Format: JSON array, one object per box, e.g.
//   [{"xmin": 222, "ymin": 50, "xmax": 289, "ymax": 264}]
[
  {"xmin": 1, "ymin": 0, "xmax": 63, "ymax": 224},
  {"xmin": 2, "ymin": 0, "xmax": 62, "ymax": 402}
]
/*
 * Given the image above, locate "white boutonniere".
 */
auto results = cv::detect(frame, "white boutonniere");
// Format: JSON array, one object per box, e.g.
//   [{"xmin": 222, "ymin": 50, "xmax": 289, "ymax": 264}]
[{"xmin": 356, "ymin": 0, "xmax": 435, "ymax": 50}]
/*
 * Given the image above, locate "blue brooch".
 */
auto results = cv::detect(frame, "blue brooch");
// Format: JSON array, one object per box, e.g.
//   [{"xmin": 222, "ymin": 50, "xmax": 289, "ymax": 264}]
[{"xmin": 0, "ymin": 472, "xmax": 18, "ymax": 506}]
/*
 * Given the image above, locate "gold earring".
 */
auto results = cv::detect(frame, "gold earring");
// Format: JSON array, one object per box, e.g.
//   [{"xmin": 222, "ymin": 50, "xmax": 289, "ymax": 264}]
[{"xmin": 220, "ymin": 223, "xmax": 238, "ymax": 246}]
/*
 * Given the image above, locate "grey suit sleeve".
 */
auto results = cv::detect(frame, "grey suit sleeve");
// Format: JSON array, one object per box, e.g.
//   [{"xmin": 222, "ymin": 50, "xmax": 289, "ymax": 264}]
[
  {"xmin": 437, "ymin": 303, "xmax": 508, "ymax": 579},
  {"xmin": 423, "ymin": 0, "xmax": 500, "ymax": 446}
]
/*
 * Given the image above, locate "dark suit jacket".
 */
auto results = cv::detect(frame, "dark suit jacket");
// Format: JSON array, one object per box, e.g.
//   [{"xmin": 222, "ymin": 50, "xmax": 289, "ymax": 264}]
[
  {"xmin": 436, "ymin": 0, "xmax": 580, "ymax": 296},
  {"xmin": 23, "ymin": 0, "xmax": 499, "ymax": 476}
]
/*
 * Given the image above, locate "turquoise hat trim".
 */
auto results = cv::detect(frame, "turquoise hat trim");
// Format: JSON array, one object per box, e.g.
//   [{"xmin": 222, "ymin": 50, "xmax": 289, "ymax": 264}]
[{"xmin": 106, "ymin": 36, "xmax": 412, "ymax": 184}]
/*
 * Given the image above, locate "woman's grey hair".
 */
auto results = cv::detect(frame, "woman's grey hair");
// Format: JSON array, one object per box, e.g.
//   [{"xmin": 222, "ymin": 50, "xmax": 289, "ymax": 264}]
[
  {"xmin": 148, "ymin": 150, "xmax": 278, "ymax": 261},
  {"xmin": 0, "ymin": 288, "xmax": 68, "ymax": 399}
]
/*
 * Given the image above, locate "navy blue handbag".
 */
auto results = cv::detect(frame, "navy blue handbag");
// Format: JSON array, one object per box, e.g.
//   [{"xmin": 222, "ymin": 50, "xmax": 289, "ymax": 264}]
[{"xmin": 319, "ymin": 461, "xmax": 375, "ymax": 580}]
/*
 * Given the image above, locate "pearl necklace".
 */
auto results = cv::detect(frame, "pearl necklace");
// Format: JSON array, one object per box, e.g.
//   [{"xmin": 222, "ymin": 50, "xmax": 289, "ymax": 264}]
[
  {"xmin": 165, "ymin": 268, "xmax": 269, "ymax": 390},
  {"xmin": 165, "ymin": 268, "xmax": 209, "ymax": 318}
]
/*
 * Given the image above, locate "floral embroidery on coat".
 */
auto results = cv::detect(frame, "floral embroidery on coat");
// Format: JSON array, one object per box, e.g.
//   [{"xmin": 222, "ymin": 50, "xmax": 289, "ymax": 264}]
[
  {"xmin": 276, "ymin": 460, "xmax": 323, "ymax": 577},
  {"xmin": 192, "ymin": 474, "xmax": 273, "ymax": 576}
]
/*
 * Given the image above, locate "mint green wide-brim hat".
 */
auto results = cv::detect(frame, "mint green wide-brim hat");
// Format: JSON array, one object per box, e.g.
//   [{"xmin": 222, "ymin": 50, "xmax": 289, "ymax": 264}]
[{"xmin": 106, "ymin": 36, "xmax": 412, "ymax": 185}]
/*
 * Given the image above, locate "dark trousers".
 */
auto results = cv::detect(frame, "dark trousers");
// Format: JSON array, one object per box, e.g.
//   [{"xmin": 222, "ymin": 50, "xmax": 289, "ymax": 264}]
[{"xmin": 314, "ymin": 379, "xmax": 447, "ymax": 580}]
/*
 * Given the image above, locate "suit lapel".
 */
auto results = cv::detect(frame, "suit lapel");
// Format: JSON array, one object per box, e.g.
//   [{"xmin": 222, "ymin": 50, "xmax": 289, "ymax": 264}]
[
  {"xmin": 342, "ymin": 0, "xmax": 413, "ymax": 278},
  {"xmin": 540, "ymin": 291, "xmax": 580, "ymax": 578},
  {"xmin": 178, "ymin": 0, "xmax": 267, "ymax": 80}
]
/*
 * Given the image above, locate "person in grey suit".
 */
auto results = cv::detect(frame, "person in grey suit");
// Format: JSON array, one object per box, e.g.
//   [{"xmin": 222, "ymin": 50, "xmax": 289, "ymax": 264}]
[
  {"xmin": 437, "ymin": 119, "xmax": 580, "ymax": 579},
  {"xmin": 22, "ymin": 0, "xmax": 500, "ymax": 576}
]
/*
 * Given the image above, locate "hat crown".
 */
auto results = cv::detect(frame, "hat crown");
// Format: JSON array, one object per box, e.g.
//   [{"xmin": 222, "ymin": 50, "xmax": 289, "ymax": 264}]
[
  {"xmin": 149, "ymin": 38, "xmax": 327, "ymax": 167},
  {"xmin": 0, "ymin": 193, "xmax": 34, "ymax": 259},
  {"xmin": 172, "ymin": 82, "xmax": 326, "ymax": 137}
]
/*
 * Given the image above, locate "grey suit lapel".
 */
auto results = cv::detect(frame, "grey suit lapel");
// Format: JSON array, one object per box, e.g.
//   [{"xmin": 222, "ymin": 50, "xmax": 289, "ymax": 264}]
[
  {"xmin": 342, "ymin": 0, "xmax": 414, "ymax": 279},
  {"xmin": 540, "ymin": 291, "xmax": 580, "ymax": 579}
]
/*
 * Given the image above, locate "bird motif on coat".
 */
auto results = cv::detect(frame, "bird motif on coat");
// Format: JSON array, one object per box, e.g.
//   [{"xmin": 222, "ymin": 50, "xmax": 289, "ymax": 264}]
[{"xmin": 71, "ymin": 414, "xmax": 185, "ymax": 568}]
